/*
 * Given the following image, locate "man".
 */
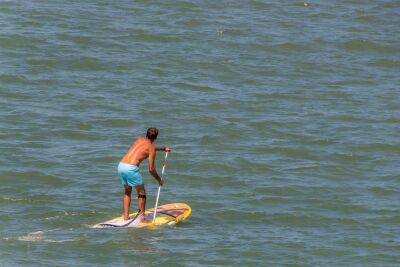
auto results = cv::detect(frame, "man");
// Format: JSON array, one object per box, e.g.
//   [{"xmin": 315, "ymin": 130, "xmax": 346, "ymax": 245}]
[{"xmin": 118, "ymin": 127, "xmax": 170, "ymax": 222}]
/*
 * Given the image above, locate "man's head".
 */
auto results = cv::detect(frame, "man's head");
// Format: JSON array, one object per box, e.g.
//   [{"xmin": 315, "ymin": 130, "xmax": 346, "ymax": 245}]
[{"xmin": 146, "ymin": 127, "xmax": 158, "ymax": 141}]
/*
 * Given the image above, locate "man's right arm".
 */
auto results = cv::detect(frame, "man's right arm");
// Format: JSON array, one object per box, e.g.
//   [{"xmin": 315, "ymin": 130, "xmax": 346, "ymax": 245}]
[
  {"xmin": 154, "ymin": 146, "xmax": 171, "ymax": 152},
  {"xmin": 148, "ymin": 147, "xmax": 164, "ymax": 186}
]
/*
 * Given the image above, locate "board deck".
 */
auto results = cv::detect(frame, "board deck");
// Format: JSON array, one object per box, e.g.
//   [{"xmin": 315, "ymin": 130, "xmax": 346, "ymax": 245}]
[{"xmin": 93, "ymin": 203, "xmax": 191, "ymax": 228}]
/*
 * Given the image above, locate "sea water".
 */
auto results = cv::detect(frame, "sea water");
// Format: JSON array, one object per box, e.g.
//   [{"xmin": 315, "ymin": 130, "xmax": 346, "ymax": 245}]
[{"xmin": 1, "ymin": 1, "xmax": 399, "ymax": 266}]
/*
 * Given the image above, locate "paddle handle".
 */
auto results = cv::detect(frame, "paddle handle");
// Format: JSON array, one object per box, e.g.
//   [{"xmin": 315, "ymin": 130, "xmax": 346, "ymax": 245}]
[{"xmin": 153, "ymin": 151, "xmax": 169, "ymax": 223}]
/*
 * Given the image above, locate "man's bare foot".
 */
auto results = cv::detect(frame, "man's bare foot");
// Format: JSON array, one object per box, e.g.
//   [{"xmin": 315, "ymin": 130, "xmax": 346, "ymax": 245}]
[{"xmin": 137, "ymin": 214, "xmax": 151, "ymax": 223}]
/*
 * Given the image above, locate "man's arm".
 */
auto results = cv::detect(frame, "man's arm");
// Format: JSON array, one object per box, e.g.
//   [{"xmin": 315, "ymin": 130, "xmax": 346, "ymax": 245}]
[
  {"xmin": 154, "ymin": 146, "xmax": 171, "ymax": 152},
  {"xmin": 148, "ymin": 146, "xmax": 164, "ymax": 186}
]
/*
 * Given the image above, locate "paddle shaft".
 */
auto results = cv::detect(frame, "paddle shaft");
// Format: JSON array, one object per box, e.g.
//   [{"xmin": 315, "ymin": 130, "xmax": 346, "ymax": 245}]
[{"xmin": 153, "ymin": 151, "xmax": 169, "ymax": 223}]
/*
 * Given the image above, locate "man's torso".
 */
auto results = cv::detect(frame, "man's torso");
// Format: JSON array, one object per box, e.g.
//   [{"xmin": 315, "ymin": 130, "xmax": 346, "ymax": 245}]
[{"xmin": 121, "ymin": 137, "xmax": 152, "ymax": 166}]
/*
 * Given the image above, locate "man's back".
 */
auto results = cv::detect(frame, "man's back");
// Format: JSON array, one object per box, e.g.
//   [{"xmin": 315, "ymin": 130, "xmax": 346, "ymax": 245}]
[{"xmin": 121, "ymin": 137, "xmax": 152, "ymax": 166}]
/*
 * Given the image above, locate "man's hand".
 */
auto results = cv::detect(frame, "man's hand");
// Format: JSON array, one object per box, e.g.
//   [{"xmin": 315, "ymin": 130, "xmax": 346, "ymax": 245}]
[
  {"xmin": 159, "ymin": 178, "xmax": 165, "ymax": 186},
  {"xmin": 165, "ymin": 146, "xmax": 171, "ymax": 152}
]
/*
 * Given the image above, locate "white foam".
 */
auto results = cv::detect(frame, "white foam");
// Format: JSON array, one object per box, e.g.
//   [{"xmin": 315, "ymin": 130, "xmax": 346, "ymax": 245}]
[
  {"xmin": 18, "ymin": 229, "xmax": 79, "ymax": 243},
  {"xmin": 18, "ymin": 231, "xmax": 45, "ymax": 242}
]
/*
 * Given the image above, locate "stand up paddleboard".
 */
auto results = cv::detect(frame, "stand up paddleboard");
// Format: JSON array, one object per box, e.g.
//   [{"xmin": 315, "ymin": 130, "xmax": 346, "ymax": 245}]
[{"xmin": 93, "ymin": 203, "xmax": 191, "ymax": 228}]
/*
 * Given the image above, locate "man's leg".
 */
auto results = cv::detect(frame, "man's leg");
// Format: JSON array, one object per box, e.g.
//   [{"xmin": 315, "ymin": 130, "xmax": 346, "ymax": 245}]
[
  {"xmin": 134, "ymin": 185, "xmax": 150, "ymax": 222},
  {"xmin": 123, "ymin": 185, "xmax": 132, "ymax": 220}
]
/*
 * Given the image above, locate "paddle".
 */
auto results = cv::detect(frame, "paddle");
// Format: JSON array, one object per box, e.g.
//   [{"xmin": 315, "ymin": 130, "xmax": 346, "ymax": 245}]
[{"xmin": 152, "ymin": 151, "xmax": 169, "ymax": 223}]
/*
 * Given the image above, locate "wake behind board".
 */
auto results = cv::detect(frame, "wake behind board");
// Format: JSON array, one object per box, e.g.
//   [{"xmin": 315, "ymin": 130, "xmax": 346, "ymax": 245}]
[{"xmin": 93, "ymin": 203, "xmax": 191, "ymax": 228}]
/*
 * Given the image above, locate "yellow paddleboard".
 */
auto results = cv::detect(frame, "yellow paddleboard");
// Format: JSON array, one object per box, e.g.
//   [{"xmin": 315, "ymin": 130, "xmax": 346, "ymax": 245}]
[{"xmin": 93, "ymin": 203, "xmax": 191, "ymax": 228}]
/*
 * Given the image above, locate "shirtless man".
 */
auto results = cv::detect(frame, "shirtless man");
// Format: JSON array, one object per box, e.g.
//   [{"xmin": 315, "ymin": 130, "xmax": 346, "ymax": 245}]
[{"xmin": 118, "ymin": 128, "xmax": 170, "ymax": 222}]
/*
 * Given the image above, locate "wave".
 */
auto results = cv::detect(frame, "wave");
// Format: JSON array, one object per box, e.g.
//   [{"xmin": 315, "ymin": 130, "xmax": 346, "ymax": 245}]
[
  {"xmin": 17, "ymin": 229, "xmax": 82, "ymax": 243},
  {"xmin": 337, "ymin": 39, "xmax": 397, "ymax": 53}
]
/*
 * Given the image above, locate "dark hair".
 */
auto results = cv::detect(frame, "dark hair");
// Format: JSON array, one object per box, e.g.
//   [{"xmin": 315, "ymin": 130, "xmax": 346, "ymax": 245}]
[{"xmin": 146, "ymin": 127, "xmax": 158, "ymax": 140}]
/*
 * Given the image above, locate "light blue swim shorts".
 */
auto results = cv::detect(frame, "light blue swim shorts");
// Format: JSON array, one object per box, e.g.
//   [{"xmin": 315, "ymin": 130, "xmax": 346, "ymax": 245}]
[{"xmin": 118, "ymin": 162, "xmax": 143, "ymax": 187}]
